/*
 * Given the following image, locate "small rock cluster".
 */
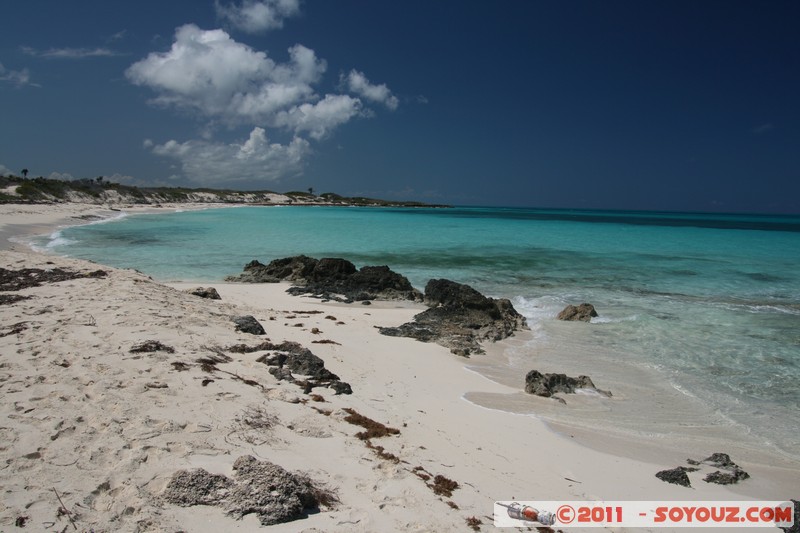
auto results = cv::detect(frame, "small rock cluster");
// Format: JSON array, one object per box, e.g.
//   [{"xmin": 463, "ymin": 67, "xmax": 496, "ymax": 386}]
[
  {"xmin": 187, "ymin": 286, "xmax": 221, "ymax": 300},
  {"xmin": 232, "ymin": 315, "xmax": 266, "ymax": 335},
  {"xmin": 656, "ymin": 453, "xmax": 751, "ymax": 488},
  {"xmin": 248, "ymin": 340, "xmax": 352, "ymax": 395},
  {"xmin": 227, "ymin": 257, "xmax": 528, "ymax": 356}
]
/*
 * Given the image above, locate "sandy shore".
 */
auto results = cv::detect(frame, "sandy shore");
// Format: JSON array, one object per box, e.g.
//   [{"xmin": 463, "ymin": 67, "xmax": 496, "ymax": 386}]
[
  {"xmin": 0, "ymin": 202, "xmax": 239, "ymax": 253},
  {"xmin": 1, "ymin": 203, "xmax": 796, "ymax": 532}
]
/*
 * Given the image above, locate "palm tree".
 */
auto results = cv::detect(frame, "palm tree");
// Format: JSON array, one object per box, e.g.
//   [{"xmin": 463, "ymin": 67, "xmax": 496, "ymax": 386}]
[
  {"xmin": 21, "ymin": 168, "xmax": 28, "ymax": 178},
  {"xmin": 308, "ymin": 187, "xmax": 314, "ymax": 196}
]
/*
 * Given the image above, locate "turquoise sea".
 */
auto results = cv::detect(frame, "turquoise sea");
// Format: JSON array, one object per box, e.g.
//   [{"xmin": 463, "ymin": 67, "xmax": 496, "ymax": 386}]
[{"xmin": 37, "ymin": 206, "xmax": 800, "ymax": 462}]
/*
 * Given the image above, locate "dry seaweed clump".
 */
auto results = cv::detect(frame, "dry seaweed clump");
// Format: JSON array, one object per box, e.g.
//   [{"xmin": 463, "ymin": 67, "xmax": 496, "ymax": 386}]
[
  {"xmin": 431, "ymin": 475, "xmax": 459, "ymax": 497},
  {"xmin": 162, "ymin": 455, "xmax": 337, "ymax": 526},
  {"xmin": 412, "ymin": 466, "xmax": 460, "ymax": 498},
  {"xmin": 466, "ymin": 516, "xmax": 483, "ymax": 530},
  {"xmin": 0, "ymin": 266, "xmax": 107, "ymax": 291},
  {"xmin": 342, "ymin": 408, "xmax": 400, "ymax": 440}
]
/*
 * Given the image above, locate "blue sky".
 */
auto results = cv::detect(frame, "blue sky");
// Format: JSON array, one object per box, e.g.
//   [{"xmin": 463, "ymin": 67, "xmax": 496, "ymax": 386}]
[{"xmin": 1, "ymin": 1, "xmax": 799, "ymax": 213}]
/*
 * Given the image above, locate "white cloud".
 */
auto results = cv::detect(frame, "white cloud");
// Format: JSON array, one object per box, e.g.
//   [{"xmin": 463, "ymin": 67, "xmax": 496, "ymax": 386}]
[
  {"xmin": 0, "ymin": 163, "xmax": 13, "ymax": 176},
  {"xmin": 215, "ymin": 0, "xmax": 301, "ymax": 33},
  {"xmin": 149, "ymin": 127, "xmax": 310, "ymax": 184},
  {"xmin": 126, "ymin": 21, "xmax": 399, "ymax": 186},
  {"xmin": 22, "ymin": 46, "xmax": 120, "ymax": 59},
  {"xmin": 343, "ymin": 69, "xmax": 398, "ymax": 110},
  {"xmin": 125, "ymin": 25, "xmax": 328, "ymax": 127},
  {"xmin": 0, "ymin": 62, "xmax": 35, "ymax": 87},
  {"xmin": 275, "ymin": 94, "xmax": 362, "ymax": 139}
]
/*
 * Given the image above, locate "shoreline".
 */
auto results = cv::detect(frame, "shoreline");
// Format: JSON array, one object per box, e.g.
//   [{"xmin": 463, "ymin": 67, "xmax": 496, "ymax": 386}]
[
  {"xmin": 469, "ymin": 333, "xmax": 800, "ymax": 469},
  {"xmin": 1, "ymin": 203, "xmax": 797, "ymax": 531},
  {"xmin": 0, "ymin": 201, "xmax": 240, "ymax": 253}
]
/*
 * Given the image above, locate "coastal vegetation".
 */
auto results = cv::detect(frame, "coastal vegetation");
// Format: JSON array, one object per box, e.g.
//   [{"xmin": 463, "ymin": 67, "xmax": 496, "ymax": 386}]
[{"xmin": 0, "ymin": 174, "xmax": 447, "ymax": 207}]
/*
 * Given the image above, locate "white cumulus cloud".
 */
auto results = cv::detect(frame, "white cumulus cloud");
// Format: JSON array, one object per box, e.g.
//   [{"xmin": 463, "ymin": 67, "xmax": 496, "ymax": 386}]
[
  {"xmin": 215, "ymin": 0, "xmax": 301, "ymax": 33},
  {"xmin": 275, "ymin": 94, "xmax": 363, "ymax": 139},
  {"xmin": 149, "ymin": 127, "xmax": 310, "ymax": 184},
  {"xmin": 125, "ymin": 24, "xmax": 327, "ymax": 127},
  {"xmin": 343, "ymin": 69, "xmax": 398, "ymax": 110},
  {"xmin": 127, "ymin": 20, "xmax": 398, "ymax": 187}
]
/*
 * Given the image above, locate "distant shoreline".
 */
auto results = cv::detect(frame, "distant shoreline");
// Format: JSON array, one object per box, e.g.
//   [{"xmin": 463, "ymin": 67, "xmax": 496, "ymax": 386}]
[{"xmin": 0, "ymin": 175, "xmax": 451, "ymax": 209}]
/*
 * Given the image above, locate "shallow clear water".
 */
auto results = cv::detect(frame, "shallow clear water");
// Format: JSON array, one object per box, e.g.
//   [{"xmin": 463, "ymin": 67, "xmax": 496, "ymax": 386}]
[{"xmin": 37, "ymin": 206, "xmax": 800, "ymax": 459}]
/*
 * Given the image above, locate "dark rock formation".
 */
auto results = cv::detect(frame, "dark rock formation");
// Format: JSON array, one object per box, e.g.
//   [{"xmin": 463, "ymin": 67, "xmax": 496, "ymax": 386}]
[
  {"xmin": 379, "ymin": 279, "xmax": 527, "ymax": 356},
  {"xmin": 308, "ymin": 257, "xmax": 356, "ymax": 282},
  {"xmin": 232, "ymin": 315, "xmax": 266, "ymax": 335},
  {"xmin": 703, "ymin": 469, "xmax": 750, "ymax": 485},
  {"xmin": 329, "ymin": 381, "xmax": 353, "ymax": 395},
  {"xmin": 226, "ymin": 256, "xmax": 422, "ymax": 302},
  {"xmin": 423, "ymin": 278, "xmax": 493, "ymax": 308},
  {"xmin": 688, "ymin": 452, "xmax": 750, "ymax": 485},
  {"xmin": 259, "ymin": 342, "xmax": 338, "ymax": 381},
  {"xmin": 255, "ymin": 341, "xmax": 352, "ymax": 394},
  {"xmin": 228, "ymin": 258, "xmax": 525, "ymax": 354},
  {"xmin": 690, "ymin": 452, "xmax": 736, "ymax": 468},
  {"xmin": 268, "ymin": 366, "xmax": 294, "ymax": 382},
  {"xmin": 188, "ymin": 287, "xmax": 221, "ymax": 300},
  {"xmin": 557, "ymin": 303, "xmax": 598, "ymax": 322},
  {"xmin": 658, "ymin": 452, "xmax": 752, "ymax": 488},
  {"xmin": 655, "ymin": 467, "xmax": 695, "ymax": 487},
  {"xmin": 347, "ymin": 265, "xmax": 422, "ymax": 301},
  {"xmin": 163, "ymin": 455, "xmax": 330, "ymax": 526},
  {"xmin": 229, "ymin": 255, "xmax": 319, "ymax": 283},
  {"xmin": 524, "ymin": 370, "xmax": 611, "ymax": 398}
]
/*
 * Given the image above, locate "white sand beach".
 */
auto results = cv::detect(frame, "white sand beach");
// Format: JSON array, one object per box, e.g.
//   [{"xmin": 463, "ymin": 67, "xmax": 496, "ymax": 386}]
[{"xmin": 1, "ymin": 203, "xmax": 797, "ymax": 532}]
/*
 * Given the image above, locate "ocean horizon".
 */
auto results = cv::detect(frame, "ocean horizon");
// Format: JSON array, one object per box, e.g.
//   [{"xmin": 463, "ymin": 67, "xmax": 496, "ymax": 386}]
[{"xmin": 35, "ymin": 205, "xmax": 800, "ymax": 463}]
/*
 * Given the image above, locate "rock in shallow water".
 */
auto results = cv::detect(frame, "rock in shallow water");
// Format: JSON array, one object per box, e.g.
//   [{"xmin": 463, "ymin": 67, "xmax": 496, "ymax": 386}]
[
  {"xmin": 226, "ymin": 256, "xmax": 422, "ymax": 302},
  {"xmin": 557, "ymin": 303, "xmax": 598, "ymax": 322},
  {"xmin": 524, "ymin": 370, "xmax": 611, "ymax": 398}
]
